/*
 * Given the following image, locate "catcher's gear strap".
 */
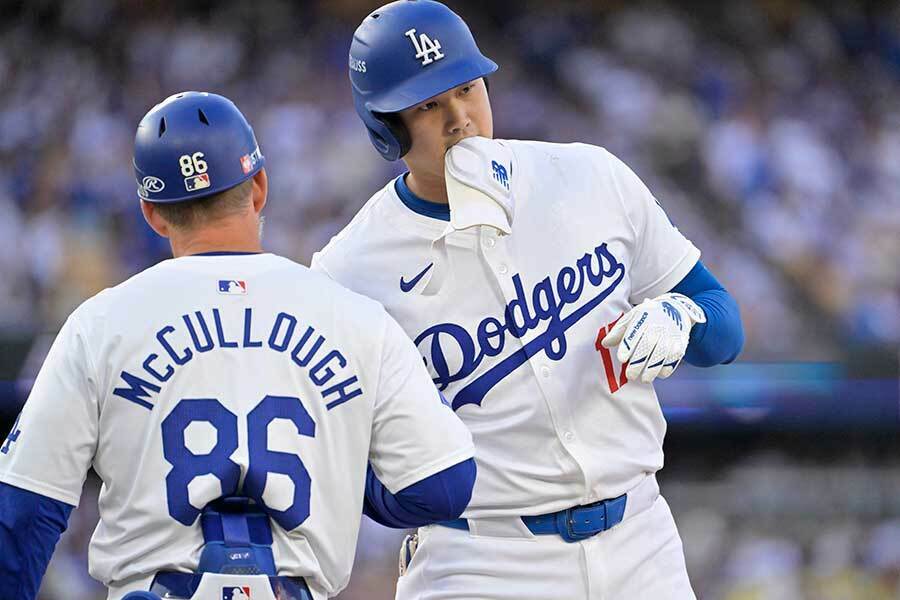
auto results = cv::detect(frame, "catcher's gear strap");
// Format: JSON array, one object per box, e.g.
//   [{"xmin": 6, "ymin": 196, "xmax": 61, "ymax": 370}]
[
  {"xmin": 149, "ymin": 572, "xmax": 312, "ymax": 600},
  {"xmin": 196, "ymin": 497, "xmax": 276, "ymax": 575},
  {"xmin": 149, "ymin": 497, "xmax": 312, "ymax": 599}
]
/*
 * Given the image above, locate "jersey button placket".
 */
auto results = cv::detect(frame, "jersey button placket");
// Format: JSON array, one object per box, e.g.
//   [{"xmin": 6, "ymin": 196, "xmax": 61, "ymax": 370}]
[
  {"xmin": 483, "ymin": 229, "xmax": 587, "ymax": 481},
  {"xmin": 480, "ymin": 227, "xmax": 514, "ymax": 292}
]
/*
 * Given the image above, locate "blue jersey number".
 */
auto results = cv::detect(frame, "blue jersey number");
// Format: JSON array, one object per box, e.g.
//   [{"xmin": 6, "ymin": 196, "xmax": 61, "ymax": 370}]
[
  {"xmin": 246, "ymin": 395, "xmax": 316, "ymax": 529},
  {"xmin": 161, "ymin": 395, "xmax": 316, "ymax": 530}
]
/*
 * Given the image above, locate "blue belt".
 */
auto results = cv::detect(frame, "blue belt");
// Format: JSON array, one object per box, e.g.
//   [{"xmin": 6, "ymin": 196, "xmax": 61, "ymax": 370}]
[
  {"xmin": 150, "ymin": 572, "xmax": 312, "ymax": 600},
  {"xmin": 438, "ymin": 493, "xmax": 628, "ymax": 543}
]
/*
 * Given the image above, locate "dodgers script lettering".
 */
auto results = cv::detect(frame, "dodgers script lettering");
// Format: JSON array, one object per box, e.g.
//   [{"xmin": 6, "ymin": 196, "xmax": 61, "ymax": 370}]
[{"xmin": 415, "ymin": 243, "xmax": 626, "ymax": 410}]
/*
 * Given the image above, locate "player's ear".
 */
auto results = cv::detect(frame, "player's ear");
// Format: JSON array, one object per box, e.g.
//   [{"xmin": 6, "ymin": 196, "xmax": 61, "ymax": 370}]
[
  {"xmin": 250, "ymin": 168, "xmax": 267, "ymax": 215},
  {"xmin": 140, "ymin": 200, "xmax": 171, "ymax": 238}
]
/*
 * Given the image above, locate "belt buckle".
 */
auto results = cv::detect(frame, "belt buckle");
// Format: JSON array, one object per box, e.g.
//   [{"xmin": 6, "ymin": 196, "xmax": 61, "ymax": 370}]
[{"xmin": 556, "ymin": 504, "xmax": 603, "ymax": 543}]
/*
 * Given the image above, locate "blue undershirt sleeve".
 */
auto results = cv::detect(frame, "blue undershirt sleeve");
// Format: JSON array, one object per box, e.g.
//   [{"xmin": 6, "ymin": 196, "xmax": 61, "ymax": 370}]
[
  {"xmin": 671, "ymin": 260, "xmax": 744, "ymax": 367},
  {"xmin": 0, "ymin": 481, "xmax": 74, "ymax": 598},
  {"xmin": 363, "ymin": 457, "xmax": 476, "ymax": 529}
]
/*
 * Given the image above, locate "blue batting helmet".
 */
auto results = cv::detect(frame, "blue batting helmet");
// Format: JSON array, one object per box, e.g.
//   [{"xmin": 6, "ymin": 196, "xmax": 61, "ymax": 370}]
[
  {"xmin": 133, "ymin": 91, "xmax": 265, "ymax": 203},
  {"xmin": 349, "ymin": 0, "xmax": 498, "ymax": 161}
]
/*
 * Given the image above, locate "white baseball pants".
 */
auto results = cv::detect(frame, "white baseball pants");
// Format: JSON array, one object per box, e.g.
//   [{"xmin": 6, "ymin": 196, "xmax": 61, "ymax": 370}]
[{"xmin": 395, "ymin": 475, "xmax": 696, "ymax": 600}]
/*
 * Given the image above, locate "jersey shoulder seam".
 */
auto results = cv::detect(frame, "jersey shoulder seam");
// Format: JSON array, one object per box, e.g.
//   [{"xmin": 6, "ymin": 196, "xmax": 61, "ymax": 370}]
[
  {"xmin": 631, "ymin": 246, "xmax": 700, "ymax": 300},
  {"xmin": 601, "ymin": 148, "xmax": 641, "ymax": 243},
  {"xmin": 372, "ymin": 308, "xmax": 392, "ymax": 412},
  {"xmin": 317, "ymin": 184, "xmax": 393, "ymax": 262},
  {"xmin": 65, "ymin": 295, "xmax": 107, "ymax": 409},
  {"xmin": 71, "ymin": 312, "xmax": 101, "ymax": 408}
]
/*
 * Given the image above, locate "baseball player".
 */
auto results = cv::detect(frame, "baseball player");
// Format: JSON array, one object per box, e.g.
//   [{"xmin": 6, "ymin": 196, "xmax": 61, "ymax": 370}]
[
  {"xmin": 0, "ymin": 92, "xmax": 477, "ymax": 600},
  {"xmin": 311, "ymin": 2, "xmax": 744, "ymax": 598}
]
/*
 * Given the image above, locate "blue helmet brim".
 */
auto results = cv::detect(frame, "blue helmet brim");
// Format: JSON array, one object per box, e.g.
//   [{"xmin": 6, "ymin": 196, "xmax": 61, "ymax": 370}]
[{"xmin": 365, "ymin": 54, "xmax": 498, "ymax": 114}]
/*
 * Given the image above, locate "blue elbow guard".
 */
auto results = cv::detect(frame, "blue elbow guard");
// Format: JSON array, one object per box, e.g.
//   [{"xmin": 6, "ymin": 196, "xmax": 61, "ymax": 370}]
[
  {"xmin": 672, "ymin": 261, "xmax": 744, "ymax": 366},
  {"xmin": 364, "ymin": 458, "xmax": 476, "ymax": 528}
]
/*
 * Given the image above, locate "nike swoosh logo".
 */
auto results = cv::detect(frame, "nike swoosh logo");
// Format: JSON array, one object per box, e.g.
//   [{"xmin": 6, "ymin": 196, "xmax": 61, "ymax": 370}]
[{"xmin": 400, "ymin": 263, "xmax": 434, "ymax": 293}]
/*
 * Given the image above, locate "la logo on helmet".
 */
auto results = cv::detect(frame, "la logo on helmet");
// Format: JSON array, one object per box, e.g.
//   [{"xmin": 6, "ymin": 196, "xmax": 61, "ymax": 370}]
[{"xmin": 405, "ymin": 28, "xmax": 444, "ymax": 66}]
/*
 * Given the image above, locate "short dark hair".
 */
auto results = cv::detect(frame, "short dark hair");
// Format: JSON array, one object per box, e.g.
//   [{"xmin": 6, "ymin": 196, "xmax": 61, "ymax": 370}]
[{"xmin": 151, "ymin": 179, "xmax": 253, "ymax": 230}]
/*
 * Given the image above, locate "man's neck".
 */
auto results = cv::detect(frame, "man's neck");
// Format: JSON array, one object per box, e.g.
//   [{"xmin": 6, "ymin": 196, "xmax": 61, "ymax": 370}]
[
  {"xmin": 169, "ymin": 220, "xmax": 263, "ymax": 258},
  {"xmin": 405, "ymin": 170, "xmax": 448, "ymax": 205}
]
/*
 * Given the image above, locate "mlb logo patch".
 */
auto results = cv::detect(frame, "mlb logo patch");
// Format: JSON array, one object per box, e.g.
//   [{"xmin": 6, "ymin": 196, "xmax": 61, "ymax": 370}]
[
  {"xmin": 218, "ymin": 280, "xmax": 247, "ymax": 295},
  {"xmin": 240, "ymin": 147, "xmax": 262, "ymax": 174},
  {"xmin": 185, "ymin": 173, "xmax": 211, "ymax": 192},
  {"xmin": 222, "ymin": 586, "xmax": 251, "ymax": 600}
]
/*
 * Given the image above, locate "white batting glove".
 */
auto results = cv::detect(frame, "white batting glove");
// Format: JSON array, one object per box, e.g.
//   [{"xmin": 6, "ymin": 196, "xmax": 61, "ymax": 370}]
[{"xmin": 601, "ymin": 293, "xmax": 706, "ymax": 383}]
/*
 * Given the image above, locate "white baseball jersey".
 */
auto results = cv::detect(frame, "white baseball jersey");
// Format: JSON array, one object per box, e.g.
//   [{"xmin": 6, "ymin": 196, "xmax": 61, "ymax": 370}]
[
  {"xmin": 0, "ymin": 253, "xmax": 473, "ymax": 597},
  {"xmin": 311, "ymin": 140, "xmax": 700, "ymax": 519}
]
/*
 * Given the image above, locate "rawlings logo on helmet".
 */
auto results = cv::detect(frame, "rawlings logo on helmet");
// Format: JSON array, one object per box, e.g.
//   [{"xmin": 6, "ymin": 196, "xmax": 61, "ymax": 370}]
[
  {"xmin": 405, "ymin": 28, "xmax": 444, "ymax": 66},
  {"xmin": 141, "ymin": 176, "xmax": 165, "ymax": 194}
]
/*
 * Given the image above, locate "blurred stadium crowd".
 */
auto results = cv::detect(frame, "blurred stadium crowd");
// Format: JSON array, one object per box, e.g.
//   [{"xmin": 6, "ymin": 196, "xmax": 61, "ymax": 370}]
[
  {"xmin": 3, "ymin": 0, "xmax": 899, "ymax": 358},
  {"xmin": 2, "ymin": 0, "xmax": 899, "ymax": 598}
]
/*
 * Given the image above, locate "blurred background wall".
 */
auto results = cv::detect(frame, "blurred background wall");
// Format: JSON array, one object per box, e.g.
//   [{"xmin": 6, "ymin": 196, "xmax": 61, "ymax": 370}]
[{"xmin": 1, "ymin": 0, "xmax": 899, "ymax": 598}]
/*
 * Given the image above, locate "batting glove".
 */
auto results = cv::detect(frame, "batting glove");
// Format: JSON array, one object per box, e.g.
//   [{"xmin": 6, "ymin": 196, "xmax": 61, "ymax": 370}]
[{"xmin": 601, "ymin": 293, "xmax": 706, "ymax": 383}]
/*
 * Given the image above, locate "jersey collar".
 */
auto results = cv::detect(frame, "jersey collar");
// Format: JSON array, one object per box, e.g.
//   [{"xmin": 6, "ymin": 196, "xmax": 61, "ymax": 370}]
[{"xmin": 394, "ymin": 174, "xmax": 451, "ymax": 222}]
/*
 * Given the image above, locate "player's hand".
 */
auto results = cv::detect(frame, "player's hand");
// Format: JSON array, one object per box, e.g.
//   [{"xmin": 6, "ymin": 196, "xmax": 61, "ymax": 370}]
[{"xmin": 601, "ymin": 293, "xmax": 706, "ymax": 383}]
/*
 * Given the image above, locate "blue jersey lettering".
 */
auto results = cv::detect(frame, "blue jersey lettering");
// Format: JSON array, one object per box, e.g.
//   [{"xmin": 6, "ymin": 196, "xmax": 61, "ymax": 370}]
[
  {"xmin": 414, "ymin": 243, "xmax": 626, "ymax": 410},
  {"xmin": 111, "ymin": 309, "xmax": 364, "ymax": 411}
]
